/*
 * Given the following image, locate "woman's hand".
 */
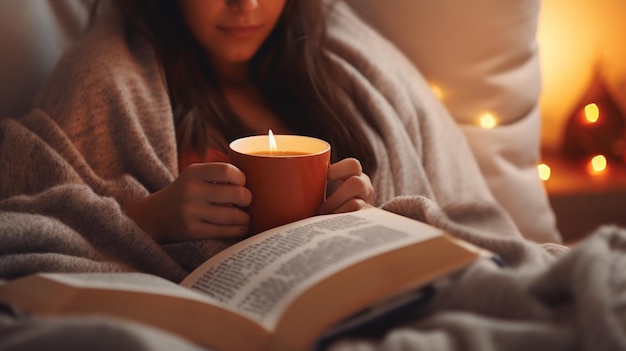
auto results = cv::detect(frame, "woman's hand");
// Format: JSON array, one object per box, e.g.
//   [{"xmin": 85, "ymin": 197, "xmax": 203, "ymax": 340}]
[
  {"xmin": 319, "ymin": 158, "xmax": 374, "ymax": 215},
  {"xmin": 125, "ymin": 162, "xmax": 252, "ymax": 244}
]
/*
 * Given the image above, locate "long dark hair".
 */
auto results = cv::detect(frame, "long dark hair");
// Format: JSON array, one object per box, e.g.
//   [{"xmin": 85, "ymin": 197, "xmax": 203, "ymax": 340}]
[{"xmin": 96, "ymin": 0, "xmax": 378, "ymax": 174}]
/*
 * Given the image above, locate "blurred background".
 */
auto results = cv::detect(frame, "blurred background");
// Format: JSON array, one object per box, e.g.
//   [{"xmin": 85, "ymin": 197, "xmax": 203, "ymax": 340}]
[{"xmin": 537, "ymin": 0, "xmax": 626, "ymax": 241}]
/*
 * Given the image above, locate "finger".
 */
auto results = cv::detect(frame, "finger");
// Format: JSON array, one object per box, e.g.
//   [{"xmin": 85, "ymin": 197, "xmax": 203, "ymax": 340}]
[
  {"xmin": 185, "ymin": 205, "xmax": 251, "ymax": 240},
  {"xmin": 331, "ymin": 198, "xmax": 368, "ymax": 214},
  {"xmin": 186, "ymin": 162, "xmax": 247, "ymax": 186},
  {"xmin": 320, "ymin": 175, "xmax": 372, "ymax": 214},
  {"xmin": 328, "ymin": 158, "xmax": 362, "ymax": 181},
  {"xmin": 204, "ymin": 183, "xmax": 252, "ymax": 208},
  {"xmin": 188, "ymin": 220, "xmax": 250, "ymax": 240},
  {"xmin": 201, "ymin": 203, "xmax": 251, "ymax": 226}
]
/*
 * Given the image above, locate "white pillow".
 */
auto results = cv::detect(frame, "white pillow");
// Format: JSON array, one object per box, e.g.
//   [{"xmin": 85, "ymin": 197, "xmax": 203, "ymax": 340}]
[{"xmin": 345, "ymin": 0, "xmax": 561, "ymax": 243}]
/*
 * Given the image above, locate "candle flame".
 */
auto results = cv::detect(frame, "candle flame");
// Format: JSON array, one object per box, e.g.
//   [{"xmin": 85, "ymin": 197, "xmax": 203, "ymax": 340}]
[
  {"xmin": 587, "ymin": 154, "xmax": 607, "ymax": 175},
  {"xmin": 268, "ymin": 129, "xmax": 277, "ymax": 153},
  {"xmin": 537, "ymin": 163, "xmax": 551, "ymax": 181},
  {"xmin": 584, "ymin": 103, "xmax": 599, "ymax": 123}
]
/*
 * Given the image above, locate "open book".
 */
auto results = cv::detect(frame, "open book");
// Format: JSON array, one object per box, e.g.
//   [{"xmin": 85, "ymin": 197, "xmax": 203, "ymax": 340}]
[{"xmin": 0, "ymin": 207, "xmax": 491, "ymax": 351}]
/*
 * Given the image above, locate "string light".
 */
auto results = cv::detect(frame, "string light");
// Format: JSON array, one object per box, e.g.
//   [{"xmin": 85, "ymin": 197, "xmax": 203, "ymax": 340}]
[
  {"xmin": 537, "ymin": 163, "xmax": 551, "ymax": 181},
  {"xmin": 587, "ymin": 154, "xmax": 607, "ymax": 175},
  {"xmin": 583, "ymin": 103, "xmax": 600, "ymax": 123},
  {"xmin": 479, "ymin": 113, "xmax": 497, "ymax": 129}
]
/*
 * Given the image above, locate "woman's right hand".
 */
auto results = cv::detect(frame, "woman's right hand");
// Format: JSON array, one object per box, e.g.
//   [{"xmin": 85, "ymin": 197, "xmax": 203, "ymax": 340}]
[{"xmin": 125, "ymin": 162, "xmax": 252, "ymax": 244}]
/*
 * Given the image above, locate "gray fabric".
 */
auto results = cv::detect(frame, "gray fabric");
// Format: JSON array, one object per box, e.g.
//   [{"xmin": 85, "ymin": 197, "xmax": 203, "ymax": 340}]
[
  {"xmin": 327, "ymin": 225, "xmax": 626, "ymax": 351},
  {"xmin": 0, "ymin": 313, "xmax": 208, "ymax": 351},
  {"xmin": 3, "ymin": 2, "xmax": 618, "ymax": 351}
]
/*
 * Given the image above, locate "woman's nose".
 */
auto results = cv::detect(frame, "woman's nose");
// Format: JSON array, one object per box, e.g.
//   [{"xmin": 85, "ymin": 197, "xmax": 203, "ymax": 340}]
[{"xmin": 226, "ymin": 0, "xmax": 259, "ymax": 12}]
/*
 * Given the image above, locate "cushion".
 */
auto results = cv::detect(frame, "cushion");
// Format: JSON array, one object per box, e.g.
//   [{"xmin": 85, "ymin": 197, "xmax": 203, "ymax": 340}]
[
  {"xmin": 0, "ymin": 0, "xmax": 93, "ymax": 118},
  {"xmin": 345, "ymin": 0, "xmax": 561, "ymax": 243}
]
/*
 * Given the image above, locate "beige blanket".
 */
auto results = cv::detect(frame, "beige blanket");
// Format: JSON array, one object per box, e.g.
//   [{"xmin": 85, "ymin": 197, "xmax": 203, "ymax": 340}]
[{"xmin": 0, "ymin": 2, "xmax": 533, "ymax": 278}]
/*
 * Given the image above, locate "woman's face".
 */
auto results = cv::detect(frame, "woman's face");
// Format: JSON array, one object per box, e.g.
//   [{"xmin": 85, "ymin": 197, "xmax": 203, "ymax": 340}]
[{"xmin": 180, "ymin": 0, "xmax": 287, "ymax": 66}]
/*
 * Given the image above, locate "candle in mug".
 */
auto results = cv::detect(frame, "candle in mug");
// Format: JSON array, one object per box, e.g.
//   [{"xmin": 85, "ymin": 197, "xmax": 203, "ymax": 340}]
[
  {"xmin": 248, "ymin": 151, "xmax": 310, "ymax": 157},
  {"xmin": 229, "ymin": 132, "xmax": 331, "ymax": 234}
]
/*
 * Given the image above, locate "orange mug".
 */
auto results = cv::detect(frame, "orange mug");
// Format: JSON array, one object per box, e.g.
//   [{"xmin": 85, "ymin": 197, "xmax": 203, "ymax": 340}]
[{"xmin": 229, "ymin": 134, "xmax": 331, "ymax": 234}]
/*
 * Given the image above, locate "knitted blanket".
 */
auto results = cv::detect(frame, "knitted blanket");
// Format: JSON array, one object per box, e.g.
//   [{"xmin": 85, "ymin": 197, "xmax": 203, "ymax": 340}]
[
  {"xmin": 2, "ymin": 3, "xmax": 623, "ymax": 351},
  {"xmin": 0, "ymin": 2, "xmax": 527, "ymax": 279}
]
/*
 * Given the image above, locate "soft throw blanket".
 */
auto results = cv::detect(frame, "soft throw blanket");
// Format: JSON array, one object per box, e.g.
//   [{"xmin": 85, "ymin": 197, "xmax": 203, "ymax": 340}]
[
  {"xmin": 0, "ymin": 1, "xmax": 528, "ymax": 278},
  {"xmin": 3, "ymin": 2, "xmax": 622, "ymax": 351}
]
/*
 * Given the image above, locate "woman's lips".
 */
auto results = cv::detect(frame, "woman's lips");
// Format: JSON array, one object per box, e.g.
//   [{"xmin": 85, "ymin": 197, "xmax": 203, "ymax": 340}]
[{"xmin": 218, "ymin": 24, "xmax": 262, "ymax": 38}]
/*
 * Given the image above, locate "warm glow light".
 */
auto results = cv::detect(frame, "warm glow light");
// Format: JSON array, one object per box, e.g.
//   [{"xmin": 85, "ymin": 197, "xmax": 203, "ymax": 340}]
[
  {"xmin": 587, "ymin": 154, "xmax": 607, "ymax": 174},
  {"xmin": 584, "ymin": 103, "xmax": 600, "ymax": 123},
  {"xmin": 537, "ymin": 163, "xmax": 551, "ymax": 181},
  {"xmin": 268, "ymin": 129, "xmax": 277, "ymax": 153},
  {"xmin": 538, "ymin": 1, "xmax": 626, "ymax": 151},
  {"xmin": 479, "ymin": 113, "xmax": 497, "ymax": 129},
  {"xmin": 430, "ymin": 84, "xmax": 444, "ymax": 100}
]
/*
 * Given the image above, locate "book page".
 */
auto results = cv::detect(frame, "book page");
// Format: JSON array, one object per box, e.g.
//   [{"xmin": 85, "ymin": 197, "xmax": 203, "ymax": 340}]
[
  {"xmin": 41, "ymin": 272, "xmax": 210, "ymax": 303},
  {"xmin": 181, "ymin": 208, "xmax": 442, "ymax": 330}
]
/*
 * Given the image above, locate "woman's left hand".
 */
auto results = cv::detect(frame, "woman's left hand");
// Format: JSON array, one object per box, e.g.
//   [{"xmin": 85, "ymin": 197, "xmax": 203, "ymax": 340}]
[{"xmin": 319, "ymin": 158, "xmax": 374, "ymax": 214}]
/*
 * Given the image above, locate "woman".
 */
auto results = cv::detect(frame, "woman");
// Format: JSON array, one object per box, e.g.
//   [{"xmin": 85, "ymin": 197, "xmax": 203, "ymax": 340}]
[
  {"xmin": 22, "ymin": 0, "xmax": 520, "ymax": 263},
  {"xmin": 108, "ymin": 0, "xmax": 377, "ymax": 244}
]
